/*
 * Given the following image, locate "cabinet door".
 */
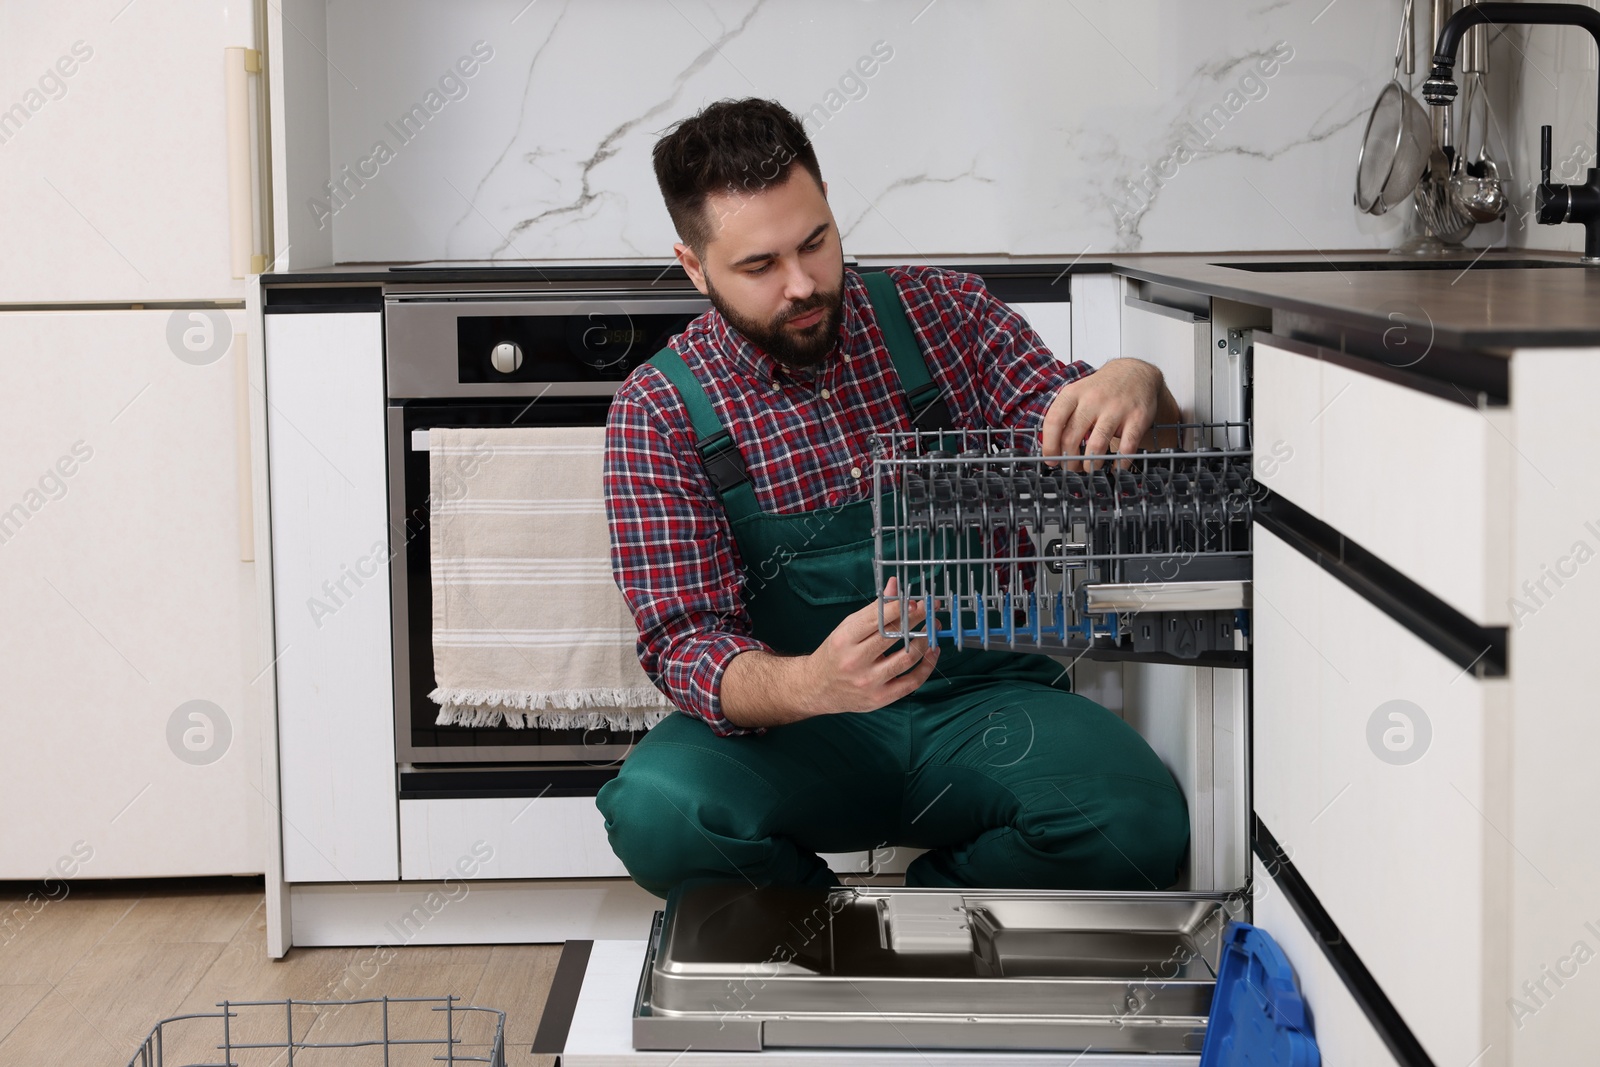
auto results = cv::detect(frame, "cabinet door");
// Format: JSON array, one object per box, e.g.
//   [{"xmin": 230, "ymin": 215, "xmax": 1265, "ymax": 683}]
[
  {"xmin": 266, "ymin": 309, "xmax": 397, "ymax": 882},
  {"xmin": 1252, "ymin": 857, "xmax": 1404, "ymax": 1067},
  {"xmin": 0, "ymin": 6, "xmax": 254, "ymax": 301},
  {"xmin": 0, "ymin": 309, "xmax": 262, "ymax": 877},
  {"xmin": 1253, "ymin": 526, "xmax": 1511, "ymax": 1067}
]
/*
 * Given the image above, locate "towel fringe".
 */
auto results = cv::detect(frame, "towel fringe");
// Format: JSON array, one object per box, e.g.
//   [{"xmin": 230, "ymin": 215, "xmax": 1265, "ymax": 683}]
[
  {"xmin": 427, "ymin": 685, "xmax": 672, "ymax": 712},
  {"xmin": 432, "ymin": 703, "xmax": 673, "ymax": 731}
]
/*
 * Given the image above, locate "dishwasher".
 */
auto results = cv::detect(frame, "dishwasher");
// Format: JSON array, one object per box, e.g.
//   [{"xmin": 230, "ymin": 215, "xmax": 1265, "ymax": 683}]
[{"xmin": 629, "ymin": 406, "xmax": 1290, "ymax": 1058}]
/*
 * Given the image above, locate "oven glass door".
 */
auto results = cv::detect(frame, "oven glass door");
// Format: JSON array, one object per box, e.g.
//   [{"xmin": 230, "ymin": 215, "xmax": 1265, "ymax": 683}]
[{"xmin": 391, "ymin": 395, "xmax": 650, "ymax": 765}]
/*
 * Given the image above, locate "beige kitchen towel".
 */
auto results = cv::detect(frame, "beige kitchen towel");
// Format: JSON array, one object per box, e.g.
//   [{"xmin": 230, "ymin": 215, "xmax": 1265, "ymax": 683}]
[{"xmin": 427, "ymin": 425, "xmax": 672, "ymax": 730}]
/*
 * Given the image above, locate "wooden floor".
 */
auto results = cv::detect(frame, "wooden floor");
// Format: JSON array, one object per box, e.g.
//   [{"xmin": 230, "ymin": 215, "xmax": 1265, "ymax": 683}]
[{"xmin": 0, "ymin": 878, "xmax": 560, "ymax": 1066}]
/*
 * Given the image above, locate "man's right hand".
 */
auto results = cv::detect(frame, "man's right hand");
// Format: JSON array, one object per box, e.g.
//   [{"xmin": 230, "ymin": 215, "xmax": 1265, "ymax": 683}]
[
  {"xmin": 718, "ymin": 576, "xmax": 943, "ymax": 729},
  {"xmin": 803, "ymin": 575, "xmax": 942, "ymax": 715}
]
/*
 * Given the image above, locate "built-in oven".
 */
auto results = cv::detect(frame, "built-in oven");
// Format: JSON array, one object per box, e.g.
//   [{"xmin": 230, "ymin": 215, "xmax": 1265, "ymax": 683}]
[
  {"xmin": 384, "ymin": 283, "xmax": 709, "ymax": 769},
  {"xmin": 380, "ymin": 265, "xmax": 1087, "ymax": 840}
]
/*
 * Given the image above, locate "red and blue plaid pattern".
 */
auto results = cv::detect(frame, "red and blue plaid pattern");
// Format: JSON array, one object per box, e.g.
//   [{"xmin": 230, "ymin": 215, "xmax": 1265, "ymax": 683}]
[{"xmin": 602, "ymin": 266, "xmax": 1092, "ymax": 735}]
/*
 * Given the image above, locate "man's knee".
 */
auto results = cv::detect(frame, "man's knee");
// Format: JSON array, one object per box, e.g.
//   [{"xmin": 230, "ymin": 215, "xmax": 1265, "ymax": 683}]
[{"xmin": 597, "ymin": 755, "xmax": 726, "ymax": 898}]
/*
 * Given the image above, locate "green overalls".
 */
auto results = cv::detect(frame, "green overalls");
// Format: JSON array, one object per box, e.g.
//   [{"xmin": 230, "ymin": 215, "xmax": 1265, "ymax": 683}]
[{"xmin": 596, "ymin": 271, "xmax": 1188, "ymax": 899}]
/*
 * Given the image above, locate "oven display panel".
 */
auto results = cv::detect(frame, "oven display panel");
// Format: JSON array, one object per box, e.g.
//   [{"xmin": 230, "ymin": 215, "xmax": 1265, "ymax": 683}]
[{"xmin": 457, "ymin": 311, "xmax": 700, "ymax": 383}]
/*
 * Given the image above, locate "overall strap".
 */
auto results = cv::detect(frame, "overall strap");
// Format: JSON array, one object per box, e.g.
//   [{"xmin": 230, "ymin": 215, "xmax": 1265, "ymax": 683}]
[
  {"xmin": 861, "ymin": 270, "xmax": 954, "ymax": 432},
  {"xmin": 646, "ymin": 346, "xmax": 761, "ymax": 522},
  {"xmin": 645, "ymin": 272, "xmax": 951, "ymax": 521}
]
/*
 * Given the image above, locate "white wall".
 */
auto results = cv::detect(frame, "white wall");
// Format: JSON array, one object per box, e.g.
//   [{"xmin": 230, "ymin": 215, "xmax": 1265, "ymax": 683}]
[{"xmin": 291, "ymin": 0, "xmax": 1447, "ymax": 265}]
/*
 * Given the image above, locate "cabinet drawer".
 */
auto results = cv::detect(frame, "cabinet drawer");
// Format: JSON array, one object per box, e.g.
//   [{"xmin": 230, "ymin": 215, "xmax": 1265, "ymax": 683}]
[
  {"xmin": 1253, "ymin": 335, "xmax": 1511, "ymax": 626},
  {"xmin": 1253, "ymin": 526, "xmax": 1511, "ymax": 1066},
  {"xmin": 1252, "ymin": 856, "xmax": 1402, "ymax": 1067}
]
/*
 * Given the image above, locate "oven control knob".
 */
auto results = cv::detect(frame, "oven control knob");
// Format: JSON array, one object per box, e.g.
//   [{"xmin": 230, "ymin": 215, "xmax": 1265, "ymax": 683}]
[{"xmin": 489, "ymin": 341, "xmax": 523, "ymax": 375}]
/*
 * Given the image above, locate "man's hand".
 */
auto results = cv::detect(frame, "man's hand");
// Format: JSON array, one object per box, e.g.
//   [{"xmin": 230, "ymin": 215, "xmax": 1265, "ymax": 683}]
[
  {"xmin": 719, "ymin": 576, "xmax": 941, "ymax": 728},
  {"xmin": 804, "ymin": 575, "xmax": 941, "ymax": 714},
  {"xmin": 1039, "ymin": 358, "xmax": 1182, "ymax": 470}
]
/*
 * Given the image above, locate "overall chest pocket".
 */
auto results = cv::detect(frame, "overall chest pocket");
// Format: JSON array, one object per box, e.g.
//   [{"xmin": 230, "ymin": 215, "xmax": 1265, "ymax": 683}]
[{"xmin": 783, "ymin": 537, "xmax": 879, "ymax": 607}]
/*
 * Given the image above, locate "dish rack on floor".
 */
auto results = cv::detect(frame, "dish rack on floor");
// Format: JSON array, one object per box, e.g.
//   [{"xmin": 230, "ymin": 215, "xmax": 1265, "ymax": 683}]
[
  {"xmin": 123, "ymin": 995, "xmax": 507, "ymax": 1067},
  {"xmin": 870, "ymin": 422, "xmax": 1254, "ymax": 665}
]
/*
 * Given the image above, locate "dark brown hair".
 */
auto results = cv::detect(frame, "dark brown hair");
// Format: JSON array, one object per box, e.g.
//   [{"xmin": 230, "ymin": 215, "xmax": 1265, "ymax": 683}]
[{"xmin": 652, "ymin": 98, "xmax": 823, "ymax": 254}]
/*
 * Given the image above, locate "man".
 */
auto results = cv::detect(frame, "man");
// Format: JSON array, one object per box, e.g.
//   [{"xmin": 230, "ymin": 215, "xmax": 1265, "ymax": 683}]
[{"xmin": 597, "ymin": 98, "xmax": 1187, "ymax": 899}]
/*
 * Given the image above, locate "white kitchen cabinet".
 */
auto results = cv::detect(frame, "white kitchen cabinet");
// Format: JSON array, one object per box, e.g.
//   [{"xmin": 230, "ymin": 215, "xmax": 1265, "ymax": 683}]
[
  {"xmin": 396, "ymin": 802, "xmax": 903, "ymax": 884},
  {"xmin": 1118, "ymin": 284, "xmax": 1267, "ymax": 433},
  {"xmin": 0, "ymin": 4, "xmax": 259, "ymax": 302},
  {"xmin": 1249, "ymin": 528, "xmax": 1327, "ymax": 869},
  {"xmin": 1068, "ymin": 273, "xmax": 1121, "ymax": 368},
  {"xmin": 1252, "ymin": 336, "xmax": 1511, "ymax": 627},
  {"xmin": 0, "ymin": 309, "xmax": 263, "ymax": 877},
  {"xmin": 400, "ymin": 797, "xmax": 629, "ymax": 881},
  {"xmin": 265, "ymin": 308, "xmax": 398, "ymax": 882},
  {"xmin": 1316, "ymin": 539, "xmax": 1511, "ymax": 1067},
  {"xmin": 288, "ymin": 878, "xmax": 659, "ymax": 947},
  {"xmin": 1505, "ymin": 346, "xmax": 1600, "ymax": 1067},
  {"xmin": 1252, "ymin": 857, "xmax": 1404, "ymax": 1067},
  {"xmin": 1252, "ymin": 525, "xmax": 1511, "ymax": 1067},
  {"xmin": 1010, "ymin": 302, "xmax": 1072, "ymax": 365},
  {"xmin": 1121, "ymin": 290, "xmax": 1210, "ymax": 417},
  {"xmin": 1251, "ymin": 338, "xmax": 1324, "ymax": 513},
  {"xmin": 1317, "ymin": 356, "xmax": 1511, "ymax": 628}
]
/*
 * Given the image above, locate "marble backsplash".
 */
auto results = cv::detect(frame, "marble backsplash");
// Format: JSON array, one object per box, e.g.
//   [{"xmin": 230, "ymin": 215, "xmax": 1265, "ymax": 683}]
[
  {"xmin": 1501, "ymin": 9, "xmax": 1600, "ymax": 254},
  {"xmin": 306, "ymin": 0, "xmax": 1596, "ymax": 264}
]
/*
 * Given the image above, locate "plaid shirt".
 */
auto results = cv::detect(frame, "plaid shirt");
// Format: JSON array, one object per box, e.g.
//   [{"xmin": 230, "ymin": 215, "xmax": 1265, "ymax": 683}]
[{"xmin": 603, "ymin": 266, "xmax": 1093, "ymax": 736}]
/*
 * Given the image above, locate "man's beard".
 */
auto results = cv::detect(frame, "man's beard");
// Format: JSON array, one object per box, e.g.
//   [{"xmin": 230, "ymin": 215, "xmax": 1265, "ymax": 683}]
[{"xmin": 706, "ymin": 274, "xmax": 844, "ymax": 372}]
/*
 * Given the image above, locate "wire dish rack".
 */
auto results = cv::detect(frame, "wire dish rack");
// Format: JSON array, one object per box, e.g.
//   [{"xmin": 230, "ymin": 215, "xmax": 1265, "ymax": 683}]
[
  {"xmin": 870, "ymin": 423, "xmax": 1253, "ymax": 664},
  {"xmin": 123, "ymin": 996, "xmax": 506, "ymax": 1067}
]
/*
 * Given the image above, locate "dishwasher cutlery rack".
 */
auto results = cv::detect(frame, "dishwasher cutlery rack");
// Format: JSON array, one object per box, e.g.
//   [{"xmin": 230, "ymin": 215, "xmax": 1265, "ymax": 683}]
[
  {"xmin": 871, "ymin": 423, "xmax": 1253, "ymax": 665},
  {"xmin": 124, "ymin": 995, "xmax": 506, "ymax": 1067}
]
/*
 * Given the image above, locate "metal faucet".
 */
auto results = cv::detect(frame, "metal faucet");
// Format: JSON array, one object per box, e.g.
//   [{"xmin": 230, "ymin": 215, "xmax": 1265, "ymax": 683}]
[{"xmin": 1423, "ymin": 2, "xmax": 1600, "ymax": 262}]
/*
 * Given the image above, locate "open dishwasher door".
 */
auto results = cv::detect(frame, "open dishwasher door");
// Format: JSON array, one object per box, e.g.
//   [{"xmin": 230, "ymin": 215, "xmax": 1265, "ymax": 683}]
[{"xmin": 633, "ymin": 881, "xmax": 1232, "ymax": 1054}]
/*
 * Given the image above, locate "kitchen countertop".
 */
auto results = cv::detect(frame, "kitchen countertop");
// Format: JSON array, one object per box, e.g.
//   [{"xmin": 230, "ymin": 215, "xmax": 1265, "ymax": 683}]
[
  {"xmin": 260, "ymin": 248, "xmax": 1600, "ymax": 349},
  {"xmin": 1114, "ymin": 250, "xmax": 1600, "ymax": 349},
  {"xmin": 257, "ymin": 255, "xmax": 1118, "ymax": 288}
]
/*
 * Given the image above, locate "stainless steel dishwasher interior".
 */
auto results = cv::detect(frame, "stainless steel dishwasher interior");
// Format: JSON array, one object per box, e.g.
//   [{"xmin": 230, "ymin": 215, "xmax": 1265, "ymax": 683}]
[{"xmin": 634, "ymin": 882, "xmax": 1231, "ymax": 1054}]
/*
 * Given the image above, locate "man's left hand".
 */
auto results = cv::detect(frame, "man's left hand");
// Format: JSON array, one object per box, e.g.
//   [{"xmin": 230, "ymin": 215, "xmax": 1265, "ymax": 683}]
[{"xmin": 1039, "ymin": 358, "xmax": 1181, "ymax": 470}]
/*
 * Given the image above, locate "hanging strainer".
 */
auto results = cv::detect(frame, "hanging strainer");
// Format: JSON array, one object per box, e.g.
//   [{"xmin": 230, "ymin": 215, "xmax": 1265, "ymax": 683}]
[{"xmin": 1355, "ymin": 0, "xmax": 1431, "ymax": 214}]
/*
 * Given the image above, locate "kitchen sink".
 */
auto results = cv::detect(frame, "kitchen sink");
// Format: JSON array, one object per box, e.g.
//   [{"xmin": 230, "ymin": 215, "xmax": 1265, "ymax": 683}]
[{"xmin": 1214, "ymin": 258, "xmax": 1584, "ymax": 272}]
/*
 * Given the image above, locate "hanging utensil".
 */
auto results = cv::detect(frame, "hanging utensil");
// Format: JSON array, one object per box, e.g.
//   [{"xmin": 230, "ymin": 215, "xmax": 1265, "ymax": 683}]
[
  {"xmin": 1449, "ymin": 26, "xmax": 1507, "ymax": 221},
  {"xmin": 1355, "ymin": 0, "xmax": 1431, "ymax": 214},
  {"xmin": 1416, "ymin": 102, "xmax": 1476, "ymax": 241},
  {"xmin": 1396, "ymin": 0, "xmax": 1473, "ymax": 252}
]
